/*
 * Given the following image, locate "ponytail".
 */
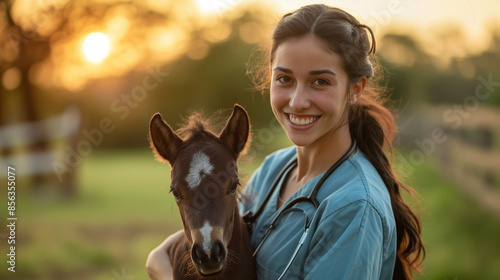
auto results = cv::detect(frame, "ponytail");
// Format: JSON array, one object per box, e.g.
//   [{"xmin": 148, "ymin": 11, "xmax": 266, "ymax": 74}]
[{"xmin": 349, "ymin": 97, "xmax": 425, "ymax": 279}]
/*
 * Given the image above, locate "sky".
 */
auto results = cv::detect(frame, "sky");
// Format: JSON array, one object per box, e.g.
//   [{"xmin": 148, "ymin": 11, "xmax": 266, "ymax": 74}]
[{"xmin": 196, "ymin": 0, "xmax": 500, "ymax": 53}]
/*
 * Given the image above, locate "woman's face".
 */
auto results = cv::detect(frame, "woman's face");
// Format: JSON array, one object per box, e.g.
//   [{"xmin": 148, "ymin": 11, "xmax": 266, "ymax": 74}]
[{"xmin": 270, "ymin": 35, "xmax": 362, "ymax": 148}]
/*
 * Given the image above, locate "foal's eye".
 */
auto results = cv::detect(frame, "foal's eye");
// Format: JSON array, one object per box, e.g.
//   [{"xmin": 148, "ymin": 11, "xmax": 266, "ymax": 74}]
[
  {"xmin": 169, "ymin": 188, "xmax": 181, "ymax": 201},
  {"xmin": 229, "ymin": 180, "xmax": 240, "ymax": 194}
]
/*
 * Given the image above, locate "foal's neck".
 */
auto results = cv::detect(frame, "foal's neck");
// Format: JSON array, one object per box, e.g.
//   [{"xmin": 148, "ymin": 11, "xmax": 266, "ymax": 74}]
[
  {"xmin": 225, "ymin": 203, "xmax": 256, "ymax": 280},
  {"xmin": 228, "ymin": 204, "xmax": 244, "ymax": 249}
]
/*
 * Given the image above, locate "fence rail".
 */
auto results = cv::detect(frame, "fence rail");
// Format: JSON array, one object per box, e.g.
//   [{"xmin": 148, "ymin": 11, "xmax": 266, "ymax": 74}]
[
  {"xmin": 0, "ymin": 107, "xmax": 81, "ymax": 195},
  {"xmin": 401, "ymin": 105, "xmax": 500, "ymax": 217}
]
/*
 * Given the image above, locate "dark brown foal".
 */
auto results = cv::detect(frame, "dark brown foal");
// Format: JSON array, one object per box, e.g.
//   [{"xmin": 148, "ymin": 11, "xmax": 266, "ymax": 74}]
[{"xmin": 149, "ymin": 104, "xmax": 256, "ymax": 280}]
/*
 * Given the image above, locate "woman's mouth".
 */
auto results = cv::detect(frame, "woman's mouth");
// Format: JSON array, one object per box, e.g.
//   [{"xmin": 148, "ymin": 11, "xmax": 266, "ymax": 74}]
[{"xmin": 286, "ymin": 113, "xmax": 320, "ymax": 128}]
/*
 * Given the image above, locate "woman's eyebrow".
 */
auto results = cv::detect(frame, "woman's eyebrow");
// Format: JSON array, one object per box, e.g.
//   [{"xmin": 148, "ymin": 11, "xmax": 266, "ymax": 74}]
[
  {"xmin": 273, "ymin": 67, "xmax": 336, "ymax": 77},
  {"xmin": 309, "ymin": 69, "xmax": 336, "ymax": 76},
  {"xmin": 273, "ymin": 66, "xmax": 292, "ymax": 73}
]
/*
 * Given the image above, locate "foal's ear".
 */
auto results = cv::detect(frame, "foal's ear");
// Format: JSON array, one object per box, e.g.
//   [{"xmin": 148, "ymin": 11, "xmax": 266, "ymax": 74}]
[
  {"xmin": 149, "ymin": 113, "xmax": 183, "ymax": 165},
  {"xmin": 219, "ymin": 104, "xmax": 251, "ymax": 159}
]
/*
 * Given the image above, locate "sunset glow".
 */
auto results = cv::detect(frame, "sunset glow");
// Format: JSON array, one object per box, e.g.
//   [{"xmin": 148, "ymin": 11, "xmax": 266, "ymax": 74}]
[{"xmin": 83, "ymin": 32, "xmax": 110, "ymax": 63}]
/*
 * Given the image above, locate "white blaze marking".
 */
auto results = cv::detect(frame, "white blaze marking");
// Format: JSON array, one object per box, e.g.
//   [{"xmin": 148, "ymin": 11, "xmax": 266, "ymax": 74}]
[
  {"xmin": 186, "ymin": 151, "xmax": 214, "ymax": 188},
  {"xmin": 200, "ymin": 221, "xmax": 213, "ymax": 255}
]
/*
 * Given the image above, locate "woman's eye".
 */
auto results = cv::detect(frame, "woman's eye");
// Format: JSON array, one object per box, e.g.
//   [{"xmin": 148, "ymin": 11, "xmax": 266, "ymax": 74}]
[
  {"xmin": 229, "ymin": 180, "xmax": 240, "ymax": 194},
  {"xmin": 313, "ymin": 79, "xmax": 330, "ymax": 86},
  {"xmin": 277, "ymin": 76, "xmax": 293, "ymax": 84},
  {"xmin": 170, "ymin": 188, "xmax": 181, "ymax": 200}
]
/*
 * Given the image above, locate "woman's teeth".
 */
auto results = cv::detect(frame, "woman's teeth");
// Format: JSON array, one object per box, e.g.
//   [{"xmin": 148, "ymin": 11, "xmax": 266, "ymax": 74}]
[{"xmin": 289, "ymin": 114, "xmax": 319, "ymax": 126}]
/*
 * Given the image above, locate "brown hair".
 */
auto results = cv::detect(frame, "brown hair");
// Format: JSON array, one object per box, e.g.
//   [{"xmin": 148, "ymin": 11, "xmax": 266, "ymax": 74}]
[{"xmin": 253, "ymin": 4, "xmax": 424, "ymax": 279}]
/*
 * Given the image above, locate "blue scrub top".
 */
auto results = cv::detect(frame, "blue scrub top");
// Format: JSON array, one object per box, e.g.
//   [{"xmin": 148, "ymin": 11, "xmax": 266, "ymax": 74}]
[{"xmin": 239, "ymin": 147, "xmax": 397, "ymax": 279}]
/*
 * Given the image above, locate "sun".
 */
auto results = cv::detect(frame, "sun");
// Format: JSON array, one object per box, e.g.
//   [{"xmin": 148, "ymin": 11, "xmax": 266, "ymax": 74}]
[{"xmin": 83, "ymin": 32, "xmax": 110, "ymax": 63}]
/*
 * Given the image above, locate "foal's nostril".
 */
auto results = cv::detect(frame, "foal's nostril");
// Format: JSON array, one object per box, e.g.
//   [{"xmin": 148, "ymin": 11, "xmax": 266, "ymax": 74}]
[
  {"xmin": 212, "ymin": 240, "xmax": 226, "ymax": 263},
  {"xmin": 191, "ymin": 244, "xmax": 205, "ymax": 265},
  {"xmin": 192, "ymin": 241, "xmax": 226, "ymax": 271}
]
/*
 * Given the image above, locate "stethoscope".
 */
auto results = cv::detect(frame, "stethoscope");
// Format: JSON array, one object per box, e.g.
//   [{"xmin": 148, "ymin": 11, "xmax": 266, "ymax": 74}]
[{"xmin": 243, "ymin": 140, "xmax": 357, "ymax": 280}]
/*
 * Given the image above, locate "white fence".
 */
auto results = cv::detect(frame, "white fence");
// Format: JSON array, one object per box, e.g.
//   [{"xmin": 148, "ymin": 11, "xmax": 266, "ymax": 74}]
[{"xmin": 0, "ymin": 107, "xmax": 81, "ymax": 195}]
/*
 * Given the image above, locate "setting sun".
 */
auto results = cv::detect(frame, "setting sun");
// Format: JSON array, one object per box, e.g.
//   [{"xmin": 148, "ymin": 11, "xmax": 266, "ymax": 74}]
[{"xmin": 83, "ymin": 32, "xmax": 110, "ymax": 63}]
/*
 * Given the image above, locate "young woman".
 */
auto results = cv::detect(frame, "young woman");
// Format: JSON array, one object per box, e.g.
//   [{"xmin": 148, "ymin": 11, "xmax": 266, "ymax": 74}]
[{"xmin": 146, "ymin": 4, "xmax": 424, "ymax": 280}]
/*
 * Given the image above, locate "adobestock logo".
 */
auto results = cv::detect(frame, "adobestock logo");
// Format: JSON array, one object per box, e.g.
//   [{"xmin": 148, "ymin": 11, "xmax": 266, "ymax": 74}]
[
  {"xmin": 51, "ymin": 65, "xmax": 169, "ymax": 182},
  {"xmin": 363, "ymin": 0, "xmax": 405, "ymax": 32},
  {"xmin": 111, "ymin": 267, "xmax": 135, "ymax": 280},
  {"xmin": 396, "ymin": 73, "xmax": 499, "ymax": 179}
]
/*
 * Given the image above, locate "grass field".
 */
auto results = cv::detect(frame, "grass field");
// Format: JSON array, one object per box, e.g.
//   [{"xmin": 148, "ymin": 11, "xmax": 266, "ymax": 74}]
[
  {"xmin": 1, "ymin": 148, "xmax": 499, "ymax": 279},
  {"xmin": 408, "ymin": 159, "xmax": 500, "ymax": 280}
]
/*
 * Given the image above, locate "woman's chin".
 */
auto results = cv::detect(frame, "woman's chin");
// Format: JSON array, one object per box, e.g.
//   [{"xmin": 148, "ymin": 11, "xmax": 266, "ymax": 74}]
[{"xmin": 286, "ymin": 134, "xmax": 314, "ymax": 147}]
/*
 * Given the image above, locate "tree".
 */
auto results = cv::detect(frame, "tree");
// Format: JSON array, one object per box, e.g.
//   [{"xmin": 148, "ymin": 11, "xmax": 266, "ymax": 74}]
[{"xmin": 0, "ymin": 0, "xmax": 175, "ymax": 194}]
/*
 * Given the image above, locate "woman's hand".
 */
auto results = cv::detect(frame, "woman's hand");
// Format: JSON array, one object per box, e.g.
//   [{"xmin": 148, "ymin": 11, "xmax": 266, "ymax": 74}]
[{"xmin": 146, "ymin": 230, "xmax": 184, "ymax": 280}]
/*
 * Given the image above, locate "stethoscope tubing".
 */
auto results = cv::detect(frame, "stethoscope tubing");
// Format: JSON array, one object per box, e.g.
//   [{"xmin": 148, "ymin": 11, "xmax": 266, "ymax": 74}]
[{"xmin": 248, "ymin": 141, "xmax": 357, "ymax": 279}]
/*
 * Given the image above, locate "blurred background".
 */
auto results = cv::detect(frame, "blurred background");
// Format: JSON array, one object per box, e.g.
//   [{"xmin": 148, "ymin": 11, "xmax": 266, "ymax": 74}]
[{"xmin": 0, "ymin": 0, "xmax": 499, "ymax": 279}]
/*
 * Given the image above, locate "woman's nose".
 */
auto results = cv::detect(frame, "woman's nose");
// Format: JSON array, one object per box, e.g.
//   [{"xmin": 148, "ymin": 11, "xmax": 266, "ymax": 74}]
[{"xmin": 288, "ymin": 85, "xmax": 310, "ymax": 111}]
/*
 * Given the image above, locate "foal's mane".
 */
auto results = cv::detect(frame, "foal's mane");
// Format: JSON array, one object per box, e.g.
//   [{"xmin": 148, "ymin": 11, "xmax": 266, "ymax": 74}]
[{"xmin": 176, "ymin": 110, "xmax": 225, "ymax": 141}]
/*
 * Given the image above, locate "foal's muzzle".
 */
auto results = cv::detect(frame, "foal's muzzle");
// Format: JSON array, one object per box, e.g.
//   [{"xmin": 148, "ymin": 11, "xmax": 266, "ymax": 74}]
[{"xmin": 191, "ymin": 240, "xmax": 226, "ymax": 276}]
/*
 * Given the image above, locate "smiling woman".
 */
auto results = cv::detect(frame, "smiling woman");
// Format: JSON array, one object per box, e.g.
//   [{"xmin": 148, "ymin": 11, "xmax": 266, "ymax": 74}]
[{"xmin": 82, "ymin": 32, "xmax": 110, "ymax": 63}]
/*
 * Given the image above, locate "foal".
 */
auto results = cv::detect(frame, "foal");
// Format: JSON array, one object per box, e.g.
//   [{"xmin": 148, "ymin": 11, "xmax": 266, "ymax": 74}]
[{"xmin": 149, "ymin": 104, "xmax": 256, "ymax": 280}]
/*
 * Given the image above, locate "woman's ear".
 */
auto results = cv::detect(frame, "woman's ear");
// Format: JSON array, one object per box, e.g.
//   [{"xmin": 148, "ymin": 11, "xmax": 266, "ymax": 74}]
[{"xmin": 350, "ymin": 76, "xmax": 367, "ymax": 105}]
